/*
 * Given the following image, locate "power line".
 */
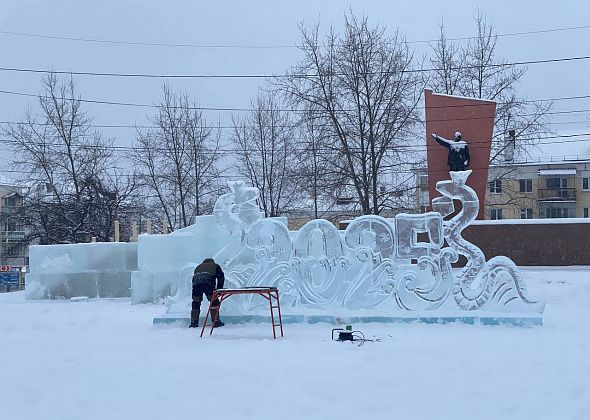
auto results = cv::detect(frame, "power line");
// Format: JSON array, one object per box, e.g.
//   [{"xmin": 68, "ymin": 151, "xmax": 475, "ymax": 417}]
[
  {"xmin": 2, "ymin": 154, "xmax": 589, "ymax": 180},
  {"xmin": 1, "ymin": 54, "xmax": 590, "ymax": 79},
  {"xmin": 2, "ymin": 130, "xmax": 590, "ymax": 179},
  {"xmin": 0, "ymin": 167, "xmax": 250, "ymax": 181},
  {"xmin": 419, "ymin": 24, "xmax": 590, "ymax": 43},
  {"xmin": 1, "ymin": 24, "xmax": 589, "ymax": 49},
  {"xmin": 2, "ymin": 87, "xmax": 590, "ymax": 113},
  {"xmin": 0, "ymin": 89, "xmax": 153, "ymax": 109},
  {"xmin": 0, "ymin": 30, "xmax": 299, "ymax": 50},
  {"xmin": 0, "ymin": 132, "xmax": 589, "ymax": 155},
  {"xmin": 1, "ymin": 118, "xmax": 587, "ymax": 131}
]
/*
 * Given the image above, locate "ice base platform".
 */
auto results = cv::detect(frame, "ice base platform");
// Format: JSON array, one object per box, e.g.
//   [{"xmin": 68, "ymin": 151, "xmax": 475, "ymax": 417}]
[{"xmin": 153, "ymin": 312, "xmax": 542, "ymax": 327}]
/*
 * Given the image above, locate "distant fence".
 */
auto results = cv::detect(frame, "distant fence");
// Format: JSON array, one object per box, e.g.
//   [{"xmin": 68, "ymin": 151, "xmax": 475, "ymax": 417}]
[{"xmin": 463, "ymin": 219, "xmax": 590, "ymax": 266}]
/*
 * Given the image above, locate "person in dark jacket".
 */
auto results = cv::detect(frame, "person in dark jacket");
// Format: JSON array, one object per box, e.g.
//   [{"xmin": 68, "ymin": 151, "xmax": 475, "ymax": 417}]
[
  {"xmin": 189, "ymin": 258, "xmax": 225, "ymax": 328},
  {"xmin": 431, "ymin": 131, "xmax": 471, "ymax": 171}
]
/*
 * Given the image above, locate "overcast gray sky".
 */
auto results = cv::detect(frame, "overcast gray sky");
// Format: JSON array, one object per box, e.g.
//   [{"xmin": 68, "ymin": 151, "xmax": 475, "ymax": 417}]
[{"xmin": 1, "ymin": 0, "xmax": 589, "ymax": 178}]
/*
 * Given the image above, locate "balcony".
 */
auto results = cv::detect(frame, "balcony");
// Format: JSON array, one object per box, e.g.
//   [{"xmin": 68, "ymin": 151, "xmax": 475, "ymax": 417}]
[
  {"xmin": 1, "ymin": 231, "xmax": 26, "ymax": 243},
  {"xmin": 538, "ymin": 188, "xmax": 576, "ymax": 202},
  {"xmin": 0, "ymin": 205, "xmax": 23, "ymax": 215}
]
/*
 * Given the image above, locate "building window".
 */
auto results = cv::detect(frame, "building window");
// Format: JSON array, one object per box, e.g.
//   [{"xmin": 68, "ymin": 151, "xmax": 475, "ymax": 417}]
[
  {"xmin": 336, "ymin": 197, "xmax": 355, "ymax": 206},
  {"xmin": 584, "ymin": 208, "xmax": 589, "ymax": 218},
  {"xmin": 489, "ymin": 180, "xmax": 502, "ymax": 194},
  {"xmin": 545, "ymin": 207, "xmax": 572, "ymax": 218},
  {"xmin": 4, "ymin": 196, "xmax": 17, "ymax": 207},
  {"xmin": 490, "ymin": 208, "xmax": 503, "ymax": 220},
  {"xmin": 546, "ymin": 177, "xmax": 567, "ymax": 189},
  {"xmin": 4, "ymin": 244, "xmax": 25, "ymax": 257},
  {"xmin": 546, "ymin": 178, "xmax": 559, "ymax": 189},
  {"xmin": 520, "ymin": 208, "xmax": 533, "ymax": 219},
  {"xmin": 519, "ymin": 179, "xmax": 532, "ymax": 193},
  {"xmin": 4, "ymin": 220, "xmax": 17, "ymax": 232},
  {"xmin": 583, "ymin": 177, "xmax": 589, "ymax": 191}
]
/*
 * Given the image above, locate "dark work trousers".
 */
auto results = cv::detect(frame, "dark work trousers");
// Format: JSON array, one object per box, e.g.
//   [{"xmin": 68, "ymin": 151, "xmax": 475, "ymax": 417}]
[{"xmin": 191, "ymin": 282, "xmax": 220, "ymax": 326}]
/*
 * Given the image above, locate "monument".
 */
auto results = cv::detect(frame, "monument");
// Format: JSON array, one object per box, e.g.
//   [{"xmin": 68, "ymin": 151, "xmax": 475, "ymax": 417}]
[
  {"xmin": 431, "ymin": 132, "xmax": 470, "ymax": 171},
  {"xmin": 425, "ymin": 89, "xmax": 496, "ymax": 219}
]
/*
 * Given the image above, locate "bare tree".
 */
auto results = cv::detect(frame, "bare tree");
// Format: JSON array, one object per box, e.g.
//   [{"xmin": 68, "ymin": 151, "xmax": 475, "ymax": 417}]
[
  {"xmin": 430, "ymin": 13, "xmax": 553, "ymax": 219},
  {"xmin": 430, "ymin": 13, "xmax": 552, "ymax": 160},
  {"xmin": 277, "ymin": 14, "xmax": 424, "ymax": 215},
  {"xmin": 231, "ymin": 92, "xmax": 299, "ymax": 218},
  {"xmin": 429, "ymin": 22, "xmax": 465, "ymax": 96},
  {"xmin": 2, "ymin": 73, "xmax": 135, "ymax": 244},
  {"xmin": 133, "ymin": 85, "xmax": 222, "ymax": 230},
  {"xmin": 295, "ymin": 110, "xmax": 343, "ymax": 219}
]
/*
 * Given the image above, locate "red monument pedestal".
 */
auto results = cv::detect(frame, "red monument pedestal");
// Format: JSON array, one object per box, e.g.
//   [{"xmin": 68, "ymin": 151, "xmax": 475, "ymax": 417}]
[{"xmin": 425, "ymin": 89, "xmax": 496, "ymax": 219}]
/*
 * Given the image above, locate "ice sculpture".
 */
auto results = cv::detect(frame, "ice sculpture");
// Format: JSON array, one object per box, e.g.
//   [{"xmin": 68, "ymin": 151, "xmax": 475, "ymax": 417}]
[
  {"xmin": 150, "ymin": 173, "xmax": 543, "ymax": 324},
  {"xmin": 24, "ymin": 173, "xmax": 542, "ymax": 322},
  {"xmin": 432, "ymin": 171, "xmax": 542, "ymax": 312},
  {"xmin": 26, "ymin": 242, "xmax": 137, "ymax": 299}
]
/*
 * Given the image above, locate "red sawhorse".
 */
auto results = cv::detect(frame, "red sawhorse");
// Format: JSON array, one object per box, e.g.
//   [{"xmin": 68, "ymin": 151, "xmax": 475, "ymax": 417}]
[{"xmin": 200, "ymin": 287, "xmax": 284, "ymax": 339}]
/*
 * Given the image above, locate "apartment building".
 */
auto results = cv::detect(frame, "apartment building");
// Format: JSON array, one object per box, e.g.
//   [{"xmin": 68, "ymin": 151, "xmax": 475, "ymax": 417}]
[
  {"xmin": 486, "ymin": 159, "xmax": 590, "ymax": 220},
  {"xmin": 0, "ymin": 177, "xmax": 27, "ymax": 266},
  {"xmin": 414, "ymin": 154, "xmax": 590, "ymax": 220},
  {"xmin": 413, "ymin": 126, "xmax": 590, "ymax": 219}
]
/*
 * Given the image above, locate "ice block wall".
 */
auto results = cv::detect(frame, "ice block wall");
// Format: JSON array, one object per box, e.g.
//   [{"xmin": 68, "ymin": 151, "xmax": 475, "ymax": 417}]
[
  {"xmin": 25, "ymin": 242, "xmax": 137, "ymax": 299},
  {"xmin": 130, "ymin": 215, "xmax": 234, "ymax": 304}
]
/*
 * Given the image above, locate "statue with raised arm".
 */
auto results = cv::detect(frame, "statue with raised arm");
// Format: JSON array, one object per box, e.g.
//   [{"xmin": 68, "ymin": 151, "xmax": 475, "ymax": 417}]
[{"xmin": 431, "ymin": 131, "xmax": 470, "ymax": 171}]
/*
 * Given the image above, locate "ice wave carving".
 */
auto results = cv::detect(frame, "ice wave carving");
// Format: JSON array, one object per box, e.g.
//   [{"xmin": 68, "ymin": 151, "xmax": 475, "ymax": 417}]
[
  {"xmin": 202, "ymin": 170, "xmax": 543, "ymax": 315},
  {"xmin": 432, "ymin": 171, "xmax": 543, "ymax": 312}
]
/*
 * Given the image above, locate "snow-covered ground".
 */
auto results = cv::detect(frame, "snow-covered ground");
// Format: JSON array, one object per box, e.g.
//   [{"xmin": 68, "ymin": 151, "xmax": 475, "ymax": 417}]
[{"xmin": 1, "ymin": 267, "xmax": 589, "ymax": 420}]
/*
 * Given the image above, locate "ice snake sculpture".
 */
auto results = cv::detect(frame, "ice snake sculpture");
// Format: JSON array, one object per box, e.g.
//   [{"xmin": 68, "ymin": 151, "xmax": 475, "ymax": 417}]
[{"xmin": 433, "ymin": 171, "xmax": 542, "ymax": 311}]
